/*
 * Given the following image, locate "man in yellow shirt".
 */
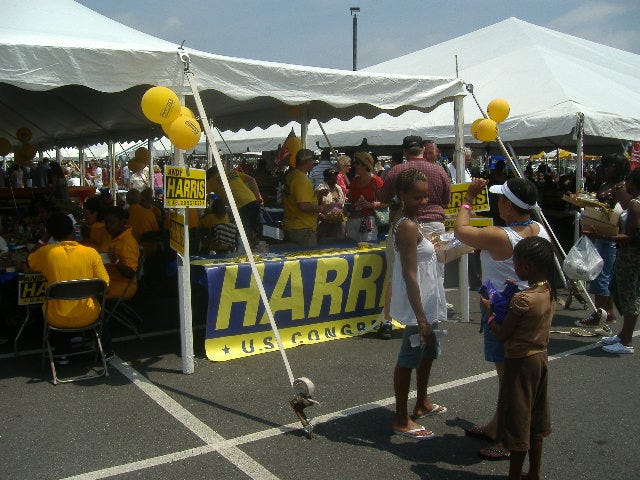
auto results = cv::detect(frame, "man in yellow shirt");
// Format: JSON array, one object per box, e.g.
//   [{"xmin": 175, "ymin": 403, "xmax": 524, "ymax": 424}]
[
  {"xmin": 28, "ymin": 212, "xmax": 110, "ymax": 362},
  {"xmin": 283, "ymin": 149, "xmax": 329, "ymax": 247},
  {"xmin": 125, "ymin": 188, "xmax": 159, "ymax": 243},
  {"xmin": 206, "ymin": 166, "xmax": 261, "ymax": 244}
]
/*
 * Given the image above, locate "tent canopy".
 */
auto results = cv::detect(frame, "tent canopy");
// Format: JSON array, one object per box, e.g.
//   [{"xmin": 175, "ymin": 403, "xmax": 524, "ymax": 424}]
[
  {"xmin": 0, "ymin": 0, "xmax": 464, "ymax": 150},
  {"xmin": 216, "ymin": 17, "xmax": 640, "ymax": 153}
]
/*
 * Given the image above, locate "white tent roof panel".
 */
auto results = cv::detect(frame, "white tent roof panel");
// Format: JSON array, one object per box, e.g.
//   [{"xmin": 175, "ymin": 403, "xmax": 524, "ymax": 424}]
[{"xmin": 0, "ymin": 0, "xmax": 464, "ymax": 149}]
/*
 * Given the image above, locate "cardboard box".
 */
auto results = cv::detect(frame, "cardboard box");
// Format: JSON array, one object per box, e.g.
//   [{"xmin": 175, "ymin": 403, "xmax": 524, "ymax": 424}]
[
  {"xmin": 580, "ymin": 216, "xmax": 619, "ymax": 236},
  {"xmin": 435, "ymin": 243, "xmax": 475, "ymax": 264},
  {"xmin": 582, "ymin": 204, "xmax": 622, "ymax": 226}
]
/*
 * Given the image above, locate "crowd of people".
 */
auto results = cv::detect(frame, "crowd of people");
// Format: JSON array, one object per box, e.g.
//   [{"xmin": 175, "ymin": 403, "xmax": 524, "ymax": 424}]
[{"xmin": 2, "ymin": 131, "xmax": 639, "ymax": 480}]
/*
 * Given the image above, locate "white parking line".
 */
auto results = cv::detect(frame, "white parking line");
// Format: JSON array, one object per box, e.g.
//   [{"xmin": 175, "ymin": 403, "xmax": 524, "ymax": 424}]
[
  {"xmin": 62, "ymin": 356, "xmax": 280, "ymax": 480},
  {"xmin": 61, "ymin": 334, "xmax": 633, "ymax": 480}
]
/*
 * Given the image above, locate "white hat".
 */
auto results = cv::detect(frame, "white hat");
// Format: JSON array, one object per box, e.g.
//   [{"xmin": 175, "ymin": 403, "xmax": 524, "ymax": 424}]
[{"xmin": 488, "ymin": 180, "xmax": 537, "ymax": 210}]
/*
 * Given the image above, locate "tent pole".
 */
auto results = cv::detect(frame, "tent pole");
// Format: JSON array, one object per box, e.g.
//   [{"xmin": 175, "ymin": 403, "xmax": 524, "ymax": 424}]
[
  {"xmin": 575, "ymin": 113, "xmax": 585, "ymax": 244},
  {"xmin": 453, "ymin": 96, "xmax": 469, "ymax": 323},
  {"xmin": 183, "ymin": 59, "xmax": 296, "ymax": 386},
  {"xmin": 79, "ymin": 146, "xmax": 85, "ymax": 186},
  {"xmin": 108, "ymin": 140, "xmax": 116, "ymax": 197},
  {"xmin": 147, "ymin": 138, "xmax": 153, "ymax": 188},
  {"xmin": 317, "ymin": 120, "xmax": 338, "ymax": 159},
  {"xmin": 300, "ymin": 107, "xmax": 309, "ymax": 149}
]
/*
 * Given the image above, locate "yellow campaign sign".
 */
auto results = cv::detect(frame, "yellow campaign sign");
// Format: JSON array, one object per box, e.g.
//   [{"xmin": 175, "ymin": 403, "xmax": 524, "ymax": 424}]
[
  {"xmin": 444, "ymin": 216, "xmax": 494, "ymax": 230},
  {"xmin": 18, "ymin": 273, "xmax": 47, "ymax": 305},
  {"xmin": 169, "ymin": 210, "xmax": 185, "ymax": 255},
  {"xmin": 444, "ymin": 182, "xmax": 490, "ymax": 215},
  {"xmin": 164, "ymin": 166, "xmax": 206, "ymax": 208}
]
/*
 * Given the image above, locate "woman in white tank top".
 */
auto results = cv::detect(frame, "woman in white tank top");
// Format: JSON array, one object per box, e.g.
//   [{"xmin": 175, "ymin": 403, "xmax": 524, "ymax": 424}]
[{"xmin": 454, "ymin": 177, "xmax": 549, "ymax": 459}]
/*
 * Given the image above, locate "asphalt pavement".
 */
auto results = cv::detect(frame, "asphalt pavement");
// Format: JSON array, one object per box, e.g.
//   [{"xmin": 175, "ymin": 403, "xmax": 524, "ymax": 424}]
[{"xmin": 1, "ymin": 286, "xmax": 638, "ymax": 480}]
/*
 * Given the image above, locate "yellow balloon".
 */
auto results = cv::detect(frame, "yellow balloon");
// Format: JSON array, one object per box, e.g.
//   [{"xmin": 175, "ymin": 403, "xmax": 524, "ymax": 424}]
[
  {"xmin": 16, "ymin": 127, "xmax": 32, "ymax": 143},
  {"xmin": 0, "ymin": 137, "xmax": 11, "ymax": 156},
  {"xmin": 181, "ymin": 106, "xmax": 195, "ymax": 118},
  {"xmin": 167, "ymin": 116, "xmax": 202, "ymax": 150},
  {"xmin": 134, "ymin": 147, "xmax": 151, "ymax": 163},
  {"xmin": 476, "ymin": 119, "xmax": 499, "ymax": 142},
  {"xmin": 487, "ymin": 98, "xmax": 510, "ymax": 123},
  {"xmin": 470, "ymin": 118, "xmax": 483, "ymax": 139},
  {"xmin": 141, "ymin": 86, "xmax": 181, "ymax": 124},
  {"xmin": 19, "ymin": 143, "xmax": 37, "ymax": 160},
  {"xmin": 281, "ymin": 133, "xmax": 303, "ymax": 167}
]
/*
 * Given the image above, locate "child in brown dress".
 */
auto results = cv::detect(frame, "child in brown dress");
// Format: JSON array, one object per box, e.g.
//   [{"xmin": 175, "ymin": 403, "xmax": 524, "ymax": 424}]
[{"xmin": 489, "ymin": 236, "xmax": 556, "ymax": 480}]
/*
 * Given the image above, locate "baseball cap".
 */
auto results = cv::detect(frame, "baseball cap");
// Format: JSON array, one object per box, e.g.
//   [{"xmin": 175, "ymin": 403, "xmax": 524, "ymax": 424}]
[{"xmin": 402, "ymin": 135, "xmax": 423, "ymax": 149}]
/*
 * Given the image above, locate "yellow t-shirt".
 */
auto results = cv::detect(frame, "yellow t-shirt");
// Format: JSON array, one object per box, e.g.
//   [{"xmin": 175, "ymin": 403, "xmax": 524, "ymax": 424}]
[
  {"xmin": 85, "ymin": 221, "xmax": 110, "ymax": 252},
  {"xmin": 200, "ymin": 212, "xmax": 231, "ymax": 227},
  {"xmin": 207, "ymin": 170, "xmax": 256, "ymax": 209},
  {"xmin": 28, "ymin": 241, "xmax": 110, "ymax": 328},
  {"xmin": 127, "ymin": 203, "xmax": 158, "ymax": 242},
  {"xmin": 105, "ymin": 228, "xmax": 139, "ymax": 300},
  {"xmin": 283, "ymin": 169, "xmax": 318, "ymax": 231}
]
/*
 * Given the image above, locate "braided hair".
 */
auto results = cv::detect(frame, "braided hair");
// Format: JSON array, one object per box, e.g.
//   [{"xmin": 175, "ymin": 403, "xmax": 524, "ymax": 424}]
[
  {"xmin": 513, "ymin": 236, "xmax": 557, "ymax": 300},
  {"xmin": 395, "ymin": 168, "xmax": 427, "ymax": 194}
]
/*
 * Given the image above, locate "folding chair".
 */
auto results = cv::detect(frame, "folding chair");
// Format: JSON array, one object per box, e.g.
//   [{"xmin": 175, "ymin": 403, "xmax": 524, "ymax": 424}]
[
  {"xmin": 42, "ymin": 278, "xmax": 109, "ymax": 385},
  {"xmin": 103, "ymin": 246, "xmax": 145, "ymax": 338}
]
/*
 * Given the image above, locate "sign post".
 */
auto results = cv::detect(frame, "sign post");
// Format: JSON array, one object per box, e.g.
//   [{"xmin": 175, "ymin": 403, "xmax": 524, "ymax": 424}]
[{"xmin": 164, "ymin": 164, "xmax": 207, "ymax": 374}]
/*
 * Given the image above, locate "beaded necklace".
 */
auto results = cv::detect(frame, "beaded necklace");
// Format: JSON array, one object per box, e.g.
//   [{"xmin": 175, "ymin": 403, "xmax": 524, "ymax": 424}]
[{"xmin": 508, "ymin": 218, "xmax": 534, "ymax": 227}]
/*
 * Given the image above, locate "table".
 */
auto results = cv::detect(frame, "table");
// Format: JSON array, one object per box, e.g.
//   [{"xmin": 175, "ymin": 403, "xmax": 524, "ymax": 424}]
[{"xmin": 191, "ymin": 244, "xmax": 387, "ymax": 362}]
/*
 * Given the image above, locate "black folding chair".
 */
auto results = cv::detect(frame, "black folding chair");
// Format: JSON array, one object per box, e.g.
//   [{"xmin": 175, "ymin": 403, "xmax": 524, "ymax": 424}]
[
  {"xmin": 42, "ymin": 278, "xmax": 109, "ymax": 385},
  {"xmin": 103, "ymin": 246, "xmax": 145, "ymax": 338}
]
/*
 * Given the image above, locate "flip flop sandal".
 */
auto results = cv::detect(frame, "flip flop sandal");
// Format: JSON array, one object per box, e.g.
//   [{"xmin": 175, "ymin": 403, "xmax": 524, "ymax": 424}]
[
  {"xmin": 412, "ymin": 404, "xmax": 447, "ymax": 419},
  {"xmin": 479, "ymin": 447, "xmax": 510, "ymax": 460},
  {"xmin": 393, "ymin": 426, "xmax": 435, "ymax": 440},
  {"xmin": 464, "ymin": 426, "xmax": 494, "ymax": 442}
]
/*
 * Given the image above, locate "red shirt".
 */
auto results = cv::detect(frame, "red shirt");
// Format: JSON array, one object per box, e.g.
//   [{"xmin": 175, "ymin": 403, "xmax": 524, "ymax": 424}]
[
  {"xmin": 348, "ymin": 175, "xmax": 383, "ymax": 216},
  {"xmin": 380, "ymin": 158, "xmax": 451, "ymax": 221}
]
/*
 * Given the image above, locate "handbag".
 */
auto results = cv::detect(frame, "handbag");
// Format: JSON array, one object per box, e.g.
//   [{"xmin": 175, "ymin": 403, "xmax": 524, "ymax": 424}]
[{"xmin": 372, "ymin": 180, "xmax": 389, "ymax": 228}]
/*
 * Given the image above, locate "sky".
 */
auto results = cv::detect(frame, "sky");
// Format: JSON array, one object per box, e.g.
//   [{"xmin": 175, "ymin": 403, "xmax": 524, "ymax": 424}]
[{"xmin": 75, "ymin": 0, "xmax": 640, "ymax": 70}]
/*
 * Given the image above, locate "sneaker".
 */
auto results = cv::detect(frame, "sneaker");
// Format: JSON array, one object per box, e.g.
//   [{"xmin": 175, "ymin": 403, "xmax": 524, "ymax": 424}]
[
  {"xmin": 104, "ymin": 351, "xmax": 115, "ymax": 363},
  {"xmin": 378, "ymin": 322, "xmax": 392, "ymax": 340},
  {"xmin": 575, "ymin": 308, "xmax": 606, "ymax": 328},
  {"xmin": 602, "ymin": 343, "xmax": 634, "ymax": 354},
  {"xmin": 55, "ymin": 356, "xmax": 69, "ymax": 365},
  {"xmin": 600, "ymin": 335, "xmax": 621, "ymax": 346}
]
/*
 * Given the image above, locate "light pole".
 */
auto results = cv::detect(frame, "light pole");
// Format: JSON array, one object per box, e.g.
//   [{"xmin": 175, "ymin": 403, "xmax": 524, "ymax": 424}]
[{"xmin": 350, "ymin": 7, "xmax": 360, "ymax": 71}]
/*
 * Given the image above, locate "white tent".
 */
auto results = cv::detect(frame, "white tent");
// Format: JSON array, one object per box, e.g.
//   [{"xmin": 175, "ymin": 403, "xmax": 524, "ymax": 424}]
[
  {"xmin": 216, "ymin": 17, "xmax": 640, "ymax": 153},
  {"xmin": 0, "ymin": 0, "xmax": 464, "ymax": 149}
]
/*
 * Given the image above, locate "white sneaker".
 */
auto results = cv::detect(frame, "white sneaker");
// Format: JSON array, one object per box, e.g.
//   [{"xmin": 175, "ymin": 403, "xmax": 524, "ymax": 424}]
[
  {"xmin": 600, "ymin": 335, "xmax": 620, "ymax": 346},
  {"xmin": 602, "ymin": 343, "xmax": 634, "ymax": 354}
]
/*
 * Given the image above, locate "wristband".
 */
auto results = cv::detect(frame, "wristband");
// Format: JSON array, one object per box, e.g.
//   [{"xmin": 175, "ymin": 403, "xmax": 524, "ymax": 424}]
[
  {"xmin": 461, "ymin": 203, "xmax": 472, "ymax": 211},
  {"xmin": 38, "ymin": 239, "xmax": 46, "ymax": 246},
  {"xmin": 114, "ymin": 258, "xmax": 120, "ymax": 265}
]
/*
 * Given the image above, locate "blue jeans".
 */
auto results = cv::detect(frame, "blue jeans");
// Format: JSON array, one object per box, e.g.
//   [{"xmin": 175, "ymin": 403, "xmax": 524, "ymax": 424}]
[{"xmin": 588, "ymin": 239, "xmax": 616, "ymax": 296}]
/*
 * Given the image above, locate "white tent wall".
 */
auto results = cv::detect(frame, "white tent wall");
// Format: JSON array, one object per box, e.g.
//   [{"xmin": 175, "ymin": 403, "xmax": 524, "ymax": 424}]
[{"xmin": 0, "ymin": 0, "xmax": 464, "ymax": 150}]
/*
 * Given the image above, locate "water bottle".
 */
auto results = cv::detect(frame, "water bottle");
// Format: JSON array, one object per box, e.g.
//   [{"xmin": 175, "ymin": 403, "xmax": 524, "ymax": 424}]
[{"xmin": 73, "ymin": 222, "xmax": 82, "ymax": 241}]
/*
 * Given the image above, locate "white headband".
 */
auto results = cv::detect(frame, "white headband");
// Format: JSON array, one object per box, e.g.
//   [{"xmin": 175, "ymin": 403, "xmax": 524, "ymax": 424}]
[{"xmin": 502, "ymin": 183, "xmax": 536, "ymax": 210}]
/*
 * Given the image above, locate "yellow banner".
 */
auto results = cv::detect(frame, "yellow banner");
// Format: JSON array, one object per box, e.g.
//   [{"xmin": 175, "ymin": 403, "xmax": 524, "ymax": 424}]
[
  {"xmin": 18, "ymin": 273, "xmax": 47, "ymax": 305},
  {"xmin": 444, "ymin": 182, "xmax": 490, "ymax": 215},
  {"xmin": 169, "ymin": 210, "xmax": 185, "ymax": 255},
  {"xmin": 164, "ymin": 166, "xmax": 206, "ymax": 208},
  {"xmin": 443, "ymin": 216, "xmax": 494, "ymax": 230},
  {"xmin": 205, "ymin": 316, "xmax": 406, "ymax": 361}
]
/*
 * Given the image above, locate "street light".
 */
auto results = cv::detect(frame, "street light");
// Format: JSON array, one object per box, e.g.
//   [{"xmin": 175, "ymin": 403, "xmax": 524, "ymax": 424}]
[{"xmin": 350, "ymin": 7, "xmax": 360, "ymax": 71}]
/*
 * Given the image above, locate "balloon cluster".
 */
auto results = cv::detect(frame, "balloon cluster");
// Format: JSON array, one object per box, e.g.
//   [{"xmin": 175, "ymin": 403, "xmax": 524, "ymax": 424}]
[
  {"xmin": 470, "ymin": 98, "xmax": 510, "ymax": 142},
  {"xmin": 0, "ymin": 128, "xmax": 37, "ymax": 165},
  {"xmin": 140, "ymin": 86, "xmax": 202, "ymax": 150}
]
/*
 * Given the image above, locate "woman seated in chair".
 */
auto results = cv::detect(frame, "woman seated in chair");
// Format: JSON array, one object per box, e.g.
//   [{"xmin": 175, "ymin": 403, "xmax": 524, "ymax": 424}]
[{"xmin": 104, "ymin": 206, "xmax": 139, "ymax": 300}]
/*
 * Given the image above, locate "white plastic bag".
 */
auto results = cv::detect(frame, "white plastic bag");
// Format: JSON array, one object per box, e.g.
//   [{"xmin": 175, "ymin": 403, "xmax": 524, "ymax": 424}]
[{"xmin": 562, "ymin": 236, "xmax": 604, "ymax": 281}]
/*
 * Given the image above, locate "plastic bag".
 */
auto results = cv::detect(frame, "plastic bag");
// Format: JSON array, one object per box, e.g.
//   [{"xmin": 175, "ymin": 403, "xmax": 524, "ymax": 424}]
[{"xmin": 562, "ymin": 235, "xmax": 604, "ymax": 281}]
